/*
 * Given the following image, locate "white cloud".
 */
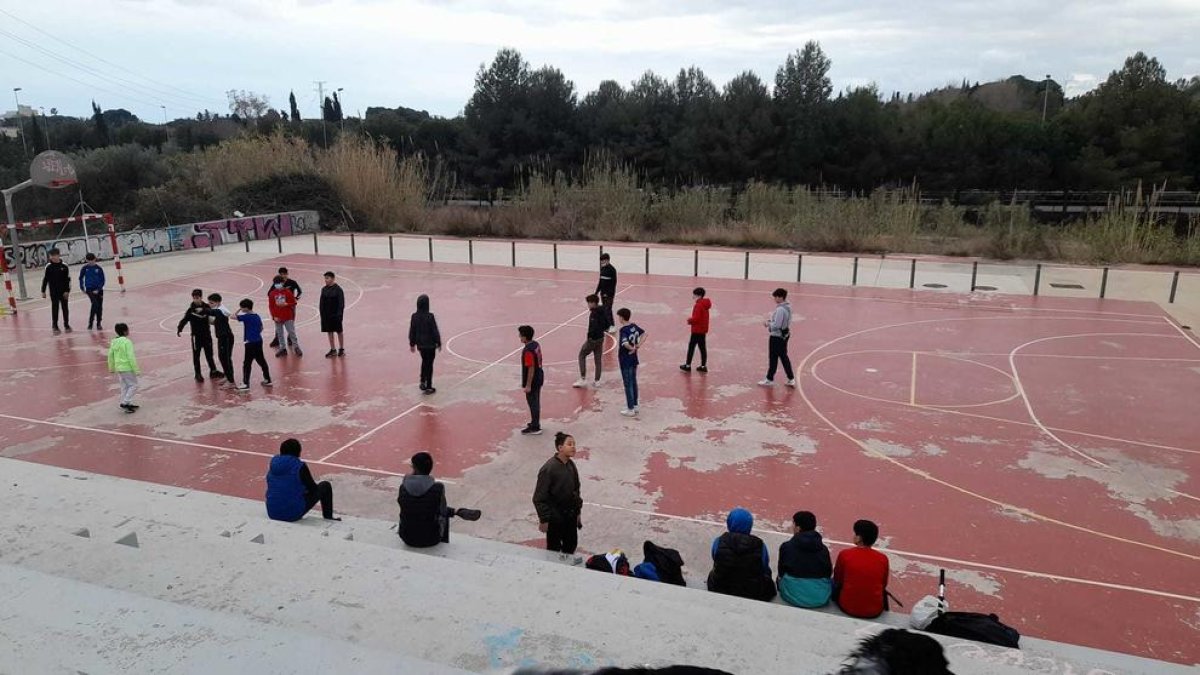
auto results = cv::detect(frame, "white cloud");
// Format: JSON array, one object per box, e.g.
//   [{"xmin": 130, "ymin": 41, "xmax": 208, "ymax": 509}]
[{"xmin": 2, "ymin": 0, "xmax": 1198, "ymax": 121}]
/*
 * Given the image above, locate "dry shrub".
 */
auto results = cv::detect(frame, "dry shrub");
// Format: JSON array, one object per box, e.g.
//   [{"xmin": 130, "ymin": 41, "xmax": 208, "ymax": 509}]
[
  {"xmin": 188, "ymin": 133, "xmax": 316, "ymax": 197},
  {"xmin": 319, "ymin": 135, "xmax": 428, "ymax": 231}
]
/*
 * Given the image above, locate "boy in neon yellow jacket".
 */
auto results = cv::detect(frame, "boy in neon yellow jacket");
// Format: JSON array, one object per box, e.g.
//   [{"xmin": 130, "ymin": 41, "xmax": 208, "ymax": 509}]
[{"xmin": 107, "ymin": 322, "xmax": 140, "ymax": 413}]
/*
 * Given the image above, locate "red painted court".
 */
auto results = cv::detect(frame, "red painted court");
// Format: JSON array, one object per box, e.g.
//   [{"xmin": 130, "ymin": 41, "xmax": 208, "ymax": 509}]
[{"xmin": 1, "ymin": 252, "xmax": 1197, "ymax": 664}]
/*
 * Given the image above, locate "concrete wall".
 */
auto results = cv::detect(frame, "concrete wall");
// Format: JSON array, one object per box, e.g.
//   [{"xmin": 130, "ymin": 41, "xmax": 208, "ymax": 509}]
[{"xmin": 3, "ymin": 210, "xmax": 319, "ymax": 270}]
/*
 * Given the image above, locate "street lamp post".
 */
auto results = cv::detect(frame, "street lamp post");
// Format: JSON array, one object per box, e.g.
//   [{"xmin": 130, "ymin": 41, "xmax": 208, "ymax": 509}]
[
  {"xmin": 1041, "ymin": 74, "xmax": 1052, "ymax": 124},
  {"xmin": 337, "ymin": 87, "xmax": 345, "ymax": 131},
  {"xmin": 12, "ymin": 87, "xmax": 27, "ymax": 156}
]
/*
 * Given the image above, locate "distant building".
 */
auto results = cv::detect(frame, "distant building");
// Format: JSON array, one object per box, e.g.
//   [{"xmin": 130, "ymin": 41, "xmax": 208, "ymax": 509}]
[{"xmin": 2, "ymin": 104, "xmax": 35, "ymax": 121}]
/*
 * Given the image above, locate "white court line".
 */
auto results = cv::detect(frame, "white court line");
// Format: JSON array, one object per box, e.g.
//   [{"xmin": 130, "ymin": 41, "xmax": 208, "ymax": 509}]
[
  {"xmin": 1163, "ymin": 316, "xmax": 1200, "ymax": 351},
  {"xmin": 0, "ymin": 412, "xmax": 443, "ymax": 482},
  {"xmin": 318, "ymin": 284, "xmax": 637, "ymax": 462},
  {"xmin": 584, "ymin": 502, "xmax": 1200, "ymax": 604}
]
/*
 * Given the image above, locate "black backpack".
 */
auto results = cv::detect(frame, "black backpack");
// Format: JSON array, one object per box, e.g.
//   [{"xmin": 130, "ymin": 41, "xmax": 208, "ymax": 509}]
[
  {"xmin": 641, "ymin": 540, "xmax": 686, "ymax": 586},
  {"xmin": 923, "ymin": 569, "xmax": 1020, "ymax": 649}
]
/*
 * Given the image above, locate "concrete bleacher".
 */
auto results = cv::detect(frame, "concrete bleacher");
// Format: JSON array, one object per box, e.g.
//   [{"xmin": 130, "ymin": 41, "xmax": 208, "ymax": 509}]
[{"xmin": 0, "ymin": 457, "xmax": 1186, "ymax": 674}]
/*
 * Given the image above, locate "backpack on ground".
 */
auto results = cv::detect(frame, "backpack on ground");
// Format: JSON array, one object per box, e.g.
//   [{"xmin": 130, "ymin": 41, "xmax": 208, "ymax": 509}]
[
  {"xmin": 922, "ymin": 569, "xmax": 1020, "ymax": 649},
  {"xmin": 639, "ymin": 540, "xmax": 685, "ymax": 586},
  {"xmin": 585, "ymin": 550, "xmax": 632, "ymax": 576}
]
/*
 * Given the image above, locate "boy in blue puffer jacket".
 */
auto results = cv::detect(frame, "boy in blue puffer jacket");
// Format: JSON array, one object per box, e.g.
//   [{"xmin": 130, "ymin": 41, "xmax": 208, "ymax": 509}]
[
  {"xmin": 79, "ymin": 253, "xmax": 106, "ymax": 330},
  {"xmin": 264, "ymin": 439, "xmax": 340, "ymax": 522}
]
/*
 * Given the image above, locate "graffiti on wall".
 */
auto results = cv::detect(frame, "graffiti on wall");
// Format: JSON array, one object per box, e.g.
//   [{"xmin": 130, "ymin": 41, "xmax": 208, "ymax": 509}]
[{"xmin": 2, "ymin": 211, "xmax": 319, "ymax": 270}]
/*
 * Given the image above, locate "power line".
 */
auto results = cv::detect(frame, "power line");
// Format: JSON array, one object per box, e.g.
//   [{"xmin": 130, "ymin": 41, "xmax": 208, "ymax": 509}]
[
  {"xmin": 0, "ymin": 46, "xmax": 176, "ymax": 113},
  {"xmin": 0, "ymin": 7, "xmax": 222, "ymax": 108}
]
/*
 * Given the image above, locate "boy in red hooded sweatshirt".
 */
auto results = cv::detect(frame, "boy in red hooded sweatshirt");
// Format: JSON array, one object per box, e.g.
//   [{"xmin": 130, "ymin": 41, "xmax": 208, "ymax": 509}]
[
  {"xmin": 680, "ymin": 287, "xmax": 711, "ymax": 373},
  {"xmin": 267, "ymin": 275, "xmax": 302, "ymax": 357}
]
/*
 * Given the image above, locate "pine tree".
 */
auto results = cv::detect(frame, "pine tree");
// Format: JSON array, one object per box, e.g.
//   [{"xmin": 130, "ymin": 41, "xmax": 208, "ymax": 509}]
[
  {"xmin": 288, "ymin": 91, "xmax": 301, "ymax": 122},
  {"xmin": 332, "ymin": 91, "xmax": 343, "ymax": 121},
  {"xmin": 91, "ymin": 100, "xmax": 110, "ymax": 146},
  {"xmin": 29, "ymin": 113, "xmax": 48, "ymax": 153}
]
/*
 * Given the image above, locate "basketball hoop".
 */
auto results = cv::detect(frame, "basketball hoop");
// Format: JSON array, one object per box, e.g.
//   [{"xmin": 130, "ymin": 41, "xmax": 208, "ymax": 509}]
[{"xmin": 29, "ymin": 151, "xmax": 78, "ymax": 190}]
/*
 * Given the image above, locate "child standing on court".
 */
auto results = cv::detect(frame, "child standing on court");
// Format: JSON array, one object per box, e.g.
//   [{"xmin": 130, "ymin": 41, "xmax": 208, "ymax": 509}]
[
  {"xmin": 177, "ymin": 288, "xmax": 220, "ymax": 382},
  {"xmin": 269, "ymin": 266, "xmax": 302, "ymax": 349},
  {"xmin": 236, "ymin": 298, "xmax": 273, "ymax": 390},
  {"xmin": 79, "ymin": 252, "xmax": 106, "ymax": 331},
  {"xmin": 41, "ymin": 247, "xmax": 72, "ymax": 334},
  {"xmin": 680, "ymin": 287, "xmax": 711, "ymax": 373},
  {"xmin": 268, "ymin": 275, "xmax": 302, "ymax": 357},
  {"xmin": 617, "ymin": 308, "xmax": 646, "ymax": 417},
  {"xmin": 107, "ymin": 322, "xmax": 140, "ymax": 413},
  {"xmin": 408, "ymin": 294, "xmax": 442, "ymax": 394},
  {"xmin": 319, "ymin": 271, "xmax": 346, "ymax": 358},
  {"xmin": 596, "ymin": 253, "xmax": 617, "ymax": 333},
  {"xmin": 518, "ymin": 325, "xmax": 545, "ymax": 435},
  {"xmin": 574, "ymin": 294, "xmax": 608, "ymax": 388},
  {"xmin": 759, "ymin": 287, "xmax": 795, "ymax": 387},
  {"xmin": 206, "ymin": 293, "xmax": 237, "ymax": 387}
]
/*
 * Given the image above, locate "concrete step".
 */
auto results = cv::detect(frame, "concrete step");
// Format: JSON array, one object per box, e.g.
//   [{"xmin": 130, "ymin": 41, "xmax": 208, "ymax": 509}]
[{"xmin": 1, "ymin": 458, "xmax": 1185, "ymax": 675}]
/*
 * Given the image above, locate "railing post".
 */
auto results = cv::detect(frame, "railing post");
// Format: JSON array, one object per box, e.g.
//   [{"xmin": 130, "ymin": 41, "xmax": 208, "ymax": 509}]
[
  {"xmin": 276, "ymin": 230, "xmax": 282, "ymax": 253},
  {"xmin": 797, "ymin": 254, "xmax": 803, "ymax": 283},
  {"xmin": 388, "ymin": 235, "xmax": 394, "ymax": 260},
  {"xmin": 313, "ymin": 232, "xmax": 319, "ymax": 254},
  {"xmin": 244, "ymin": 232, "xmax": 250, "ymax": 253},
  {"xmin": 209, "ymin": 235, "xmax": 215, "ymax": 253},
  {"xmin": 852, "ymin": 256, "xmax": 859, "ymax": 286},
  {"xmin": 1169, "ymin": 270, "xmax": 1180, "ymax": 303},
  {"xmin": 693, "ymin": 249, "xmax": 699, "ymax": 277},
  {"xmin": 350, "ymin": 232, "xmax": 356, "ymax": 257},
  {"xmin": 1099, "ymin": 267, "xmax": 1109, "ymax": 299},
  {"xmin": 744, "ymin": 251, "xmax": 750, "ymax": 280},
  {"xmin": 468, "ymin": 239, "xmax": 474, "ymax": 265},
  {"xmin": 970, "ymin": 261, "xmax": 978, "ymax": 291},
  {"xmin": 1033, "ymin": 264, "xmax": 1042, "ymax": 296},
  {"xmin": 645, "ymin": 246, "xmax": 650, "ymax": 274},
  {"xmin": 553, "ymin": 243, "xmax": 558, "ymax": 270},
  {"xmin": 909, "ymin": 259, "xmax": 916, "ymax": 289},
  {"xmin": 511, "ymin": 240, "xmax": 516, "ymax": 267},
  {"xmin": 428, "ymin": 236, "xmax": 434, "ymax": 263}
]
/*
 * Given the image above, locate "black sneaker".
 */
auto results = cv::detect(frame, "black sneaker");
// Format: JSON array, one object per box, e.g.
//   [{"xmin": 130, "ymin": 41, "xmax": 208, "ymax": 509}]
[
  {"xmin": 64, "ymin": 326, "xmax": 73, "ymax": 333},
  {"xmin": 210, "ymin": 370, "xmax": 224, "ymax": 379},
  {"xmin": 96, "ymin": 324, "xmax": 103, "ymax": 331},
  {"xmin": 53, "ymin": 327, "xmax": 61, "ymax": 335},
  {"xmin": 454, "ymin": 508, "xmax": 482, "ymax": 521},
  {"xmin": 126, "ymin": 403, "xmax": 140, "ymax": 410},
  {"xmin": 325, "ymin": 349, "xmax": 337, "ymax": 358},
  {"xmin": 87, "ymin": 323, "xmax": 93, "ymax": 330},
  {"xmin": 269, "ymin": 338, "xmax": 280, "ymax": 348},
  {"xmin": 262, "ymin": 380, "xmax": 274, "ymax": 387},
  {"xmin": 337, "ymin": 348, "xmax": 345, "ymax": 357},
  {"xmin": 679, "ymin": 364, "xmax": 691, "ymax": 372},
  {"xmin": 520, "ymin": 426, "xmax": 543, "ymax": 435},
  {"xmin": 195, "ymin": 375, "xmax": 204, "ymax": 382},
  {"xmin": 275, "ymin": 350, "xmax": 287, "ymax": 358},
  {"xmin": 697, "ymin": 365, "xmax": 708, "ymax": 373},
  {"xmin": 122, "ymin": 405, "xmax": 136, "ymax": 414},
  {"xmin": 424, "ymin": 387, "xmax": 436, "ymax": 395}
]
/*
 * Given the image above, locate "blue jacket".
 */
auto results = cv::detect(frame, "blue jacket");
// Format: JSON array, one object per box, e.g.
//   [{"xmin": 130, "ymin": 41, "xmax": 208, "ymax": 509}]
[
  {"xmin": 265, "ymin": 454, "xmax": 307, "ymax": 522},
  {"xmin": 79, "ymin": 263, "xmax": 105, "ymax": 292}
]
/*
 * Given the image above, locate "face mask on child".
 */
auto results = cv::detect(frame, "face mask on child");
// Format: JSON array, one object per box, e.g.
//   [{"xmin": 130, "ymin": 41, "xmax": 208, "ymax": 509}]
[{"xmin": 274, "ymin": 283, "xmax": 283, "ymax": 290}]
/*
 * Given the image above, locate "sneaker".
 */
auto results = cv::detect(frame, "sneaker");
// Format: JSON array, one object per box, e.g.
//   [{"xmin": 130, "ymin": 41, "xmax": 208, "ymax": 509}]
[
  {"xmin": 606, "ymin": 326, "xmax": 617, "ymax": 334},
  {"xmin": 262, "ymin": 380, "xmax": 274, "ymax": 387},
  {"xmin": 210, "ymin": 370, "xmax": 224, "ymax": 379},
  {"xmin": 454, "ymin": 508, "xmax": 482, "ymax": 521},
  {"xmin": 520, "ymin": 426, "xmax": 543, "ymax": 435},
  {"xmin": 424, "ymin": 387, "xmax": 436, "ymax": 395},
  {"xmin": 758, "ymin": 379, "xmax": 774, "ymax": 386},
  {"xmin": 679, "ymin": 364, "xmax": 691, "ymax": 372},
  {"xmin": 123, "ymin": 406, "xmax": 136, "ymax": 414},
  {"xmin": 87, "ymin": 323, "xmax": 93, "ymax": 330},
  {"xmin": 294, "ymin": 348, "xmax": 303, "ymax": 357},
  {"xmin": 590, "ymin": 379, "xmax": 601, "ymax": 389},
  {"xmin": 620, "ymin": 409, "xmax": 636, "ymax": 417},
  {"xmin": 64, "ymin": 326, "xmax": 73, "ymax": 333},
  {"xmin": 558, "ymin": 553, "xmax": 584, "ymax": 565},
  {"xmin": 325, "ymin": 349, "xmax": 337, "ymax": 358},
  {"xmin": 572, "ymin": 378, "xmax": 587, "ymax": 388},
  {"xmin": 785, "ymin": 379, "xmax": 797, "ymax": 388},
  {"xmin": 195, "ymin": 375, "xmax": 205, "ymax": 383},
  {"xmin": 697, "ymin": 365, "xmax": 708, "ymax": 373},
  {"xmin": 275, "ymin": 350, "xmax": 287, "ymax": 358},
  {"xmin": 52, "ymin": 328, "xmax": 61, "ymax": 335},
  {"xmin": 127, "ymin": 403, "xmax": 140, "ymax": 410},
  {"xmin": 269, "ymin": 338, "xmax": 280, "ymax": 348},
  {"xmin": 337, "ymin": 348, "xmax": 345, "ymax": 357},
  {"xmin": 236, "ymin": 383, "xmax": 250, "ymax": 391},
  {"xmin": 96, "ymin": 324, "xmax": 103, "ymax": 331}
]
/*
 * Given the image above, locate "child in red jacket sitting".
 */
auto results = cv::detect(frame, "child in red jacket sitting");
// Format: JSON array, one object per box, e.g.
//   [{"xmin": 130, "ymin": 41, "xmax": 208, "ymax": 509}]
[
  {"xmin": 267, "ymin": 275, "xmax": 302, "ymax": 357},
  {"xmin": 680, "ymin": 287, "xmax": 711, "ymax": 373}
]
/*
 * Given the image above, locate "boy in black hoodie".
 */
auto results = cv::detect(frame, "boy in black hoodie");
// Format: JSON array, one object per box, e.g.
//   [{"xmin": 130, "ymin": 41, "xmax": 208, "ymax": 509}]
[
  {"xmin": 40, "ymin": 247, "xmax": 72, "ymax": 334},
  {"xmin": 177, "ymin": 288, "xmax": 221, "ymax": 382},
  {"xmin": 574, "ymin": 294, "xmax": 608, "ymax": 388},
  {"xmin": 596, "ymin": 253, "xmax": 617, "ymax": 332},
  {"xmin": 408, "ymin": 294, "xmax": 441, "ymax": 394},
  {"xmin": 397, "ymin": 451, "xmax": 481, "ymax": 547},
  {"xmin": 206, "ymin": 293, "xmax": 237, "ymax": 387}
]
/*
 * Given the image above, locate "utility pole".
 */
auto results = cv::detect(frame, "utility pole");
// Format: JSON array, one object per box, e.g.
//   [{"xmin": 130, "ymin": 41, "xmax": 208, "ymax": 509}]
[
  {"xmin": 1041, "ymin": 74, "xmax": 1052, "ymax": 124},
  {"xmin": 337, "ymin": 87, "xmax": 345, "ymax": 132},
  {"xmin": 12, "ymin": 87, "xmax": 27, "ymax": 157},
  {"xmin": 314, "ymin": 80, "xmax": 327, "ymax": 148}
]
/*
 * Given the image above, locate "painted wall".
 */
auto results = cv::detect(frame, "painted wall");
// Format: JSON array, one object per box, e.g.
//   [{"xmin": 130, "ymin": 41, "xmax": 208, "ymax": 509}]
[{"xmin": 3, "ymin": 211, "xmax": 319, "ymax": 270}]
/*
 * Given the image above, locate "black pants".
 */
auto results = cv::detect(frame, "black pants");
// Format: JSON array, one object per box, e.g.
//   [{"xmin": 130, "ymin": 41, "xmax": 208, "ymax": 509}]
[
  {"xmin": 303, "ymin": 481, "xmax": 335, "ymax": 519},
  {"xmin": 578, "ymin": 338, "xmax": 603, "ymax": 380},
  {"xmin": 767, "ymin": 335, "xmax": 794, "ymax": 381},
  {"xmin": 526, "ymin": 385, "xmax": 542, "ymax": 430},
  {"xmin": 600, "ymin": 292, "xmax": 615, "ymax": 328},
  {"xmin": 86, "ymin": 290, "xmax": 103, "ymax": 327},
  {"xmin": 217, "ymin": 334, "xmax": 235, "ymax": 383},
  {"xmin": 686, "ymin": 333, "xmax": 707, "ymax": 367},
  {"xmin": 191, "ymin": 335, "xmax": 218, "ymax": 377},
  {"xmin": 50, "ymin": 293, "xmax": 70, "ymax": 329},
  {"xmin": 545, "ymin": 518, "xmax": 578, "ymax": 554},
  {"xmin": 242, "ymin": 341, "xmax": 271, "ymax": 385},
  {"xmin": 418, "ymin": 346, "xmax": 437, "ymax": 389}
]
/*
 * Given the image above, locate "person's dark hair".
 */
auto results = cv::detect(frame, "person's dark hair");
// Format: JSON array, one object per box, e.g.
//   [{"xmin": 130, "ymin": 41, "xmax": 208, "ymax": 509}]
[
  {"xmin": 616, "ymin": 308, "xmax": 631, "ymax": 321},
  {"xmin": 854, "ymin": 519, "xmax": 879, "ymax": 546},
  {"xmin": 85, "ymin": 252, "xmax": 96, "ymax": 261},
  {"xmin": 272, "ymin": 275, "xmax": 284, "ymax": 285},
  {"xmin": 278, "ymin": 267, "xmax": 289, "ymax": 274},
  {"xmin": 600, "ymin": 253, "xmax": 610, "ymax": 262},
  {"xmin": 586, "ymin": 293, "xmax": 599, "ymax": 304},
  {"xmin": 416, "ymin": 294, "xmax": 430, "ymax": 312},
  {"xmin": 773, "ymin": 287, "xmax": 788, "ymax": 300},
  {"xmin": 208, "ymin": 293, "xmax": 222, "ymax": 303},
  {"xmin": 518, "ymin": 325, "xmax": 535, "ymax": 341},
  {"xmin": 838, "ymin": 628, "xmax": 952, "ymax": 675},
  {"xmin": 793, "ymin": 511, "xmax": 817, "ymax": 531},
  {"xmin": 554, "ymin": 432, "xmax": 572, "ymax": 449},
  {"xmin": 114, "ymin": 322, "xmax": 129, "ymax": 336},
  {"xmin": 48, "ymin": 247, "xmax": 60, "ymax": 256},
  {"xmin": 239, "ymin": 298, "xmax": 254, "ymax": 310},
  {"xmin": 323, "ymin": 271, "xmax": 335, "ymax": 279},
  {"xmin": 693, "ymin": 287, "xmax": 705, "ymax": 297},
  {"xmin": 280, "ymin": 438, "xmax": 302, "ymax": 457},
  {"xmin": 191, "ymin": 288, "xmax": 203, "ymax": 298},
  {"xmin": 411, "ymin": 451, "xmax": 433, "ymax": 475}
]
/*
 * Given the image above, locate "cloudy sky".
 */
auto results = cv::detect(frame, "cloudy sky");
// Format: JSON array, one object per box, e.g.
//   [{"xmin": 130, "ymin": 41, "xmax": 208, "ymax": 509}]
[{"xmin": 2, "ymin": 0, "xmax": 1198, "ymax": 122}]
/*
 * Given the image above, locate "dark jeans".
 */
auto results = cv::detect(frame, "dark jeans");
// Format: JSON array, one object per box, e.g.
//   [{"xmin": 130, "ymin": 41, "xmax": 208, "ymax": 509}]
[
  {"xmin": 578, "ymin": 338, "xmax": 603, "ymax": 380},
  {"xmin": 686, "ymin": 333, "xmax": 707, "ymax": 367},
  {"xmin": 620, "ymin": 363, "xmax": 638, "ymax": 410},
  {"xmin": 525, "ymin": 385, "xmax": 542, "ymax": 430},
  {"xmin": 242, "ymin": 341, "xmax": 271, "ymax": 385},
  {"xmin": 418, "ymin": 346, "xmax": 437, "ymax": 389},
  {"xmin": 600, "ymin": 292, "xmax": 614, "ymax": 328},
  {"xmin": 50, "ymin": 292, "xmax": 70, "ymax": 329},
  {"xmin": 216, "ymin": 334, "xmax": 235, "ymax": 383},
  {"xmin": 303, "ymin": 481, "xmax": 335, "ymax": 519},
  {"xmin": 191, "ymin": 335, "xmax": 218, "ymax": 377},
  {"xmin": 545, "ymin": 518, "xmax": 578, "ymax": 554},
  {"xmin": 86, "ymin": 290, "xmax": 103, "ymax": 327},
  {"xmin": 766, "ymin": 335, "xmax": 794, "ymax": 381}
]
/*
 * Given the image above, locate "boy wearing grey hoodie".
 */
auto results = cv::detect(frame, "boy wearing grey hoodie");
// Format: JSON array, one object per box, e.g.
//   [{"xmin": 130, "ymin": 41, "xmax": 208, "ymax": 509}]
[{"xmin": 759, "ymin": 288, "xmax": 795, "ymax": 387}]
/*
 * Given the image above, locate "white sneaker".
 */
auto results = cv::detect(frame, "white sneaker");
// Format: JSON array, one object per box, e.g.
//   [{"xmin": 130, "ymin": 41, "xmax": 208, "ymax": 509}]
[
  {"xmin": 607, "ymin": 326, "xmax": 617, "ymax": 334},
  {"xmin": 573, "ymin": 378, "xmax": 587, "ymax": 388},
  {"xmin": 590, "ymin": 379, "xmax": 601, "ymax": 388},
  {"xmin": 785, "ymin": 379, "xmax": 797, "ymax": 388},
  {"xmin": 236, "ymin": 383, "xmax": 250, "ymax": 391},
  {"xmin": 620, "ymin": 409, "xmax": 636, "ymax": 417},
  {"xmin": 758, "ymin": 379, "xmax": 774, "ymax": 386}
]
